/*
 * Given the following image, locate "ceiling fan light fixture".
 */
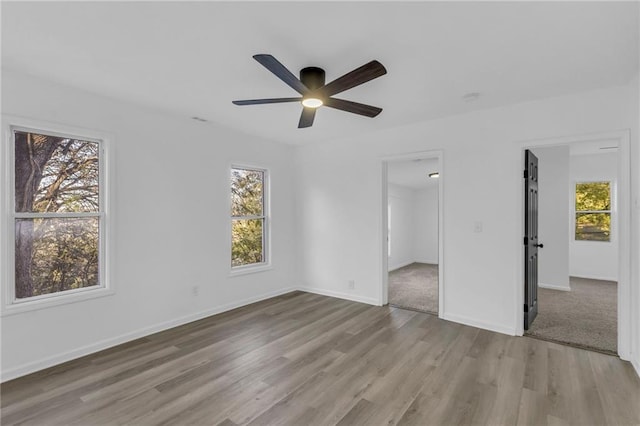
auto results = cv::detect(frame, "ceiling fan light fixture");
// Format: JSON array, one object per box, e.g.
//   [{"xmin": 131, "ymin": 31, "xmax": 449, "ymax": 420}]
[{"xmin": 302, "ymin": 97, "xmax": 323, "ymax": 108}]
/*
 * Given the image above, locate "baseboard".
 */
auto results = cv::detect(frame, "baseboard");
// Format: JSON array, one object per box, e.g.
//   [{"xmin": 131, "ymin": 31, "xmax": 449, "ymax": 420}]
[
  {"xmin": 570, "ymin": 274, "xmax": 617, "ymax": 282},
  {"xmin": 442, "ymin": 312, "xmax": 517, "ymax": 336},
  {"xmin": 414, "ymin": 258, "xmax": 438, "ymax": 265},
  {"xmin": 297, "ymin": 286, "xmax": 380, "ymax": 306},
  {"xmin": 1, "ymin": 286, "xmax": 298, "ymax": 383},
  {"xmin": 389, "ymin": 259, "xmax": 438, "ymax": 271},
  {"xmin": 388, "ymin": 260, "xmax": 414, "ymax": 272},
  {"xmin": 538, "ymin": 282, "xmax": 571, "ymax": 292}
]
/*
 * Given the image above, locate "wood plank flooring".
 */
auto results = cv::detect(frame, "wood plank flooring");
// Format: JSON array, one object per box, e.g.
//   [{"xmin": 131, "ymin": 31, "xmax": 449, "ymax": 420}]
[{"xmin": 2, "ymin": 291, "xmax": 639, "ymax": 425}]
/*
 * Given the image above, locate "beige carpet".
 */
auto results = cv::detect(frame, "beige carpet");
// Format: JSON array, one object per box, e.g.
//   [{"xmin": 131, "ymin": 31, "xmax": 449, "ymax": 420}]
[
  {"xmin": 527, "ymin": 277, "xmax": 617, "ymax": 354},
  {"xmin": 388, "ymin": 262, "xmax": 438, "ymax": 314}
]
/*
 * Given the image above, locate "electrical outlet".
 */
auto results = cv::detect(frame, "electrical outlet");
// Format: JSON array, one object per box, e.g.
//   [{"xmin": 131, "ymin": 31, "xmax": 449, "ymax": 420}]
[
  {"xmin": 348, "ymin": 280, "xmax": 355, "ymax": 290},
  {"xmin": 474, "ymin": 221, "xmax": 483, "ymax": 233},
  {"xmin": 191, "ymin": 285, "xmax": 199, "ymax": 296}
]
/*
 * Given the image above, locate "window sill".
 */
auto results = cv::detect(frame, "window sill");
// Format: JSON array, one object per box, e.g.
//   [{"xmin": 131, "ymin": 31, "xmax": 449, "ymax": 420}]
[
  {"xmin": 1, "ymin": 286, "xmax": 115, "ymax": 317},
  {"xmin": 229, "ymin": 264, "xmax": 273, "ymax": 277}
]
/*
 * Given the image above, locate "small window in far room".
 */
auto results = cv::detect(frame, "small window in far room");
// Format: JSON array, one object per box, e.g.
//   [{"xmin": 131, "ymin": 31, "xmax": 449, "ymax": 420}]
[
  {"xmin": 575, "ymin": 181, "xmax": 611, "ymax": 242},
  {"xmin": 230, "ymin": 166, "xmax": 268, "ymax": 269}
]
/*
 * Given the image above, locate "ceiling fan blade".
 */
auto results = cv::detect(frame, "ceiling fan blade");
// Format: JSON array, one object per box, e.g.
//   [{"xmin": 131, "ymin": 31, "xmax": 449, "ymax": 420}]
[
  {"xmin": 324, "ymin": 98, "xmax": 382, "ymax": 117},
  {"xmin": 320, "ymin": 60, "xmax": 387, "ymax": 97},
  {"xmin": 298, "ymin": 107, "xmax": 316, "ymax": 128},
  {"xmin": 253, "ymin": 54, "xmax": 310, "ymax": 95},
  {"xmin": 232, "ymin": 97, "xmax": 301, "ymax": 105}
]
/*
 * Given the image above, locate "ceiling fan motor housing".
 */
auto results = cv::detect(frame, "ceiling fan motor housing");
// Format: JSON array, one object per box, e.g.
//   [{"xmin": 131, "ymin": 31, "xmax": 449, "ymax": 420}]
[{"xmin": 300, "ymin": 67, "xmax": 326, "ymax": 91}]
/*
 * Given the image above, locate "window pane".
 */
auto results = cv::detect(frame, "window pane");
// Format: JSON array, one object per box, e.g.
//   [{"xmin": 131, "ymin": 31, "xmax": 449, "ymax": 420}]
[
  {"xmin": 575, "ymin": 213, "xmax": 611, "ymax": 241},
  {"xmin": 232, "ymin": 219, "xmax": 264, "ymax": 267},
  {"xmin": 15, "ymin": 217, "xmax": 99, "ymax": 299},
  {"xmin": 575, "ymin": 182, "xmax": 610, "ymax": 212},
  {"xmin": 15, "ymin": 131, "xmax": 99, "ymax": 213},
  {"xmin": 231, "ymin": 168, "xmax": 263, "ymax": 217}
]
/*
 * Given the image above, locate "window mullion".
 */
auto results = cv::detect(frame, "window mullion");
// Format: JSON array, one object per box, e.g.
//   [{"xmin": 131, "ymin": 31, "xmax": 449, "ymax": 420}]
[
  {"xmin": 576, "ymin": 210, "xmax": 612, "ymax": 214},
  {"xmin": 231, "ymin": 215, "xmax": 265, "ymax": 221},
  {"xmin": 14, "ymin": 212, "xmax": 102, "ymax": 219}
]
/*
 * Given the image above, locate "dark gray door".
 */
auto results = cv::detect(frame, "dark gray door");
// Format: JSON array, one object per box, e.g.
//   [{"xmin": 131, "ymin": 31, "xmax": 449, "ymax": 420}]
[{"xmin": 524, "ymin": 150, "xmax": 541, "ymax": 330}]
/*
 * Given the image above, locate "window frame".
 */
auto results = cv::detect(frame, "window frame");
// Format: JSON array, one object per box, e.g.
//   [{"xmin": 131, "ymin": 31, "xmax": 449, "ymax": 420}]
[
  {"xmin": 229, "ymin": 164, "xmax": 271, "ymax": 276},
  {"xmin": 573, "ymin": 180, "xmax": 613, "ymax": 243},
  {"xmin": 1, "ymin": 117, "xmax": 114, "ymax": 316}
]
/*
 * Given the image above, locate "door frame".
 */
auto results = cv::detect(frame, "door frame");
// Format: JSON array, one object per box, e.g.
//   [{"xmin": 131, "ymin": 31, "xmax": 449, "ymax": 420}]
[
  {"xmin": 515, "ymin": 130, "xmax": 631, "ymax": 361},
  {"xmin": 381, "ymin": 150, "xmax": 444, "ymax": 317}
]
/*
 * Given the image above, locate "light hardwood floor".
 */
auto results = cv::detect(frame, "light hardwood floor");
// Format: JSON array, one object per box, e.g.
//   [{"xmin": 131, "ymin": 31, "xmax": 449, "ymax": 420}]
[{"xmin": 2, "ymin": 291, "xmax": 639, "ymax": 425}]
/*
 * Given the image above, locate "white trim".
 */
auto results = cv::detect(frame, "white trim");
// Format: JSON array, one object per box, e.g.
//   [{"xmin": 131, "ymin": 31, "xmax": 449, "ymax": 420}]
[
  {"xmin": 1, "ymin": 115, "xmax": 115, "ymax": 316},
  {"xmin": 515, "ymin": 129, "xmax": 632, "ymax": 362},
  {"xmin": 14, "ymin": 212, "xmax": 102, "ymax": 218},
  {"xmin": 1, "ymin": 286, "xmax": 298, "ymax": 383},
  {"xmin": 538, "ymin": 283, "xmax": 571, "ymax": 292},
  {"xmin": 382, "ymin": 162, "xmax": 389, "ymax": 305},
  {"xmin": 381, "ymin": 150, "xmax": 444, "ymax": 318},
  {"xmin": 297, "ymin": 286, "xmax": 380, "ymax": 306},
  {"xmin": 229, "ymin": 264, "xmax": 273, "ymax": 277},
  {"xmin": 2, "ymin": 287, "xmax": 115, "ymax": 317},
  {"xmin": 442, "ymin": 312, "xmax": 517, "ymax": 336},
  {"xmin": 632, "ymin": 359, "xmax": 640, "ymax": 379}
]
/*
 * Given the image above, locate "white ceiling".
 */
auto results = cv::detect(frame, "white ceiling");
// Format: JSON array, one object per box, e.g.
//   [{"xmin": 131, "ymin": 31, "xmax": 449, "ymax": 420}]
[
  {"xmin": 388, "ymin": 158, "xmax": 439, "ymax": 190},
  {"xmin": 2, "ymin": 2, "xmax": 638, "ymax": 145}
]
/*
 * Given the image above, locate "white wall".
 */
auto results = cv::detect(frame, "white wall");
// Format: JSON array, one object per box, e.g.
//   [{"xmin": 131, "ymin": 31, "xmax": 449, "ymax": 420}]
[
  {"xmin": 0, "ymin": 71, "xmax": 298, "ymax": 380},
  {"xmin": 2, "ymin": 72, "xmax": 639, "ymax": 380},
  {"xmin": 413, "ymin": 186, "xmax": 439, "ymax": 264},
  {"xmin": 387, "ymin": 183, "xmax": 438, "ymax": 271},
  {"xmin": 294, "ymin": 80, "xmax": 639, "ymax": 347},
  {"xmin": 388, "ymin": 183, "xmax": 415, "ymax": 271},
  {"xmin": 569, "ymin": 153, "xmax": 619, "ymax": 281},
  {"xmin": 532, "ymin": 146, "xmax": 570, "ymax": 291}
]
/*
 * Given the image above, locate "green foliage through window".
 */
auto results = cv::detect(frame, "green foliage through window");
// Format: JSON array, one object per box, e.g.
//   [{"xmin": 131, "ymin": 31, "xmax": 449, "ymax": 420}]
[
  {"xmin": 575, "ymin": 182, "xmax": 611, "ymax": 242},
  {"xmin": 231, "ymin": 168, "xmax": 266, "ymax": 267},
  {"xmin": 16, "ymin": 218, "xmax": 99, "ymax": 297}
]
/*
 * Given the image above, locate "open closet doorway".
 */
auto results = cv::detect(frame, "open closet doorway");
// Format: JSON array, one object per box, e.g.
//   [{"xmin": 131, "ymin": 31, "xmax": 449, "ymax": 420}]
[
  {"xmin": 521, "ymin": 132, "xmax": 631, "ymax": 358},
  {"xmin": 384, "ymin": 154, "xmax": 442, "ymax": 315}
]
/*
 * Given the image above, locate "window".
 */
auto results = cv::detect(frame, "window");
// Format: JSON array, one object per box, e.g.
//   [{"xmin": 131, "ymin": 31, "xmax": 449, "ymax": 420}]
[
  {"xmin": 230, "ymin": 166, "xmax": 268, "ymax": 269},
  {"xmin": 575, "ymin": 181, "xmax": 611, "ymax": 242},
  {"xmin": 9, "ymin": 127, "xmax": 107, "ymax": 307}
]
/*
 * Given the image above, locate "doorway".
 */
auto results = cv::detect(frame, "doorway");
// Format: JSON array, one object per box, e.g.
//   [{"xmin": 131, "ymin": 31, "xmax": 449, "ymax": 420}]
[
  {"xmin": 520, "ymin": 131, "xmax": 631, "ymax": 358},
  {"xmin": 382, "ymin": 152, "xmax": 443, "ymax": 315}
]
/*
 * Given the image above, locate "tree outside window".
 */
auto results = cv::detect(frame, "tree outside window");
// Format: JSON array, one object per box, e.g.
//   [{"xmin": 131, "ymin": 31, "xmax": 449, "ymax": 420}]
[
  {"xmin": 575, "ymin": 181, "xmax": 611, "ymax": 242},
  {"xmin": 231, "ymin": 167, "xmax": 267, "ymax": 268},
  {"xmin": 13, "ymin": 130, "xmax": 102, "ymax": 300}
]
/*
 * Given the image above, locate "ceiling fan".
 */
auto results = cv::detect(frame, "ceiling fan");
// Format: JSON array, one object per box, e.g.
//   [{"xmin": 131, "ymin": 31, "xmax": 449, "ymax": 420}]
[{"xmin": 232, "ymin": 54, "xmax": 387, "ymax": 128}]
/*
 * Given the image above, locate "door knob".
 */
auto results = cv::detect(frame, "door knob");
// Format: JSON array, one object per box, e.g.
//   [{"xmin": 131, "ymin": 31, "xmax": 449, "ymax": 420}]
[{"xmin": 535, "ymin": 243, "xmax": 544, "ymax": 248}]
